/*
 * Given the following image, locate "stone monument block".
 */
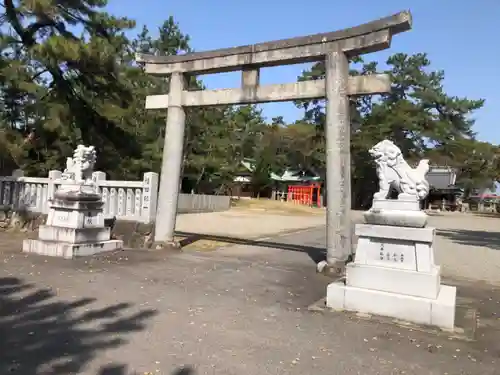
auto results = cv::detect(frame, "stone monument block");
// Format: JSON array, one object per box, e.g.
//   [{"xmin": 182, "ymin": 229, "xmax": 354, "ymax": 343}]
[
  {"xmin": 23, "ymin": 145, "xmax": 123, "ymax": 259},
  {"xmin": 325, "ymin": 139, "xmax": 456, "ymax": 330},
  {"xmin": 46, "ymin": 197, "xmax": 105, "ymax": 228}
]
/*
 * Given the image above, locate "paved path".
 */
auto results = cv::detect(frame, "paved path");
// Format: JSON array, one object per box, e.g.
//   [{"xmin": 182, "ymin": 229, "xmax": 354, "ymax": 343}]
[
  {"xmin": 1, "ymin": 226, "xmax": 500, "ymax": 375},
  {"xmin": 175, "ymin": 210, "xmax": 325, "ymax": 238},
  {"xmin": 427, "ymin": 213, "xmax": 500, "ymax": 285},
  {"xmin": 212, "ymin": 212, "xmax": 500, "ymax": 286}
]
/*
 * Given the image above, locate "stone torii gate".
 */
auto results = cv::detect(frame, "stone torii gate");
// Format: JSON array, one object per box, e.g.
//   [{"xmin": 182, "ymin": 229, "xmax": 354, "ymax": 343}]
[{"xmin": 136, "ymin": 10, "xmax": 412, "ymax": 270}]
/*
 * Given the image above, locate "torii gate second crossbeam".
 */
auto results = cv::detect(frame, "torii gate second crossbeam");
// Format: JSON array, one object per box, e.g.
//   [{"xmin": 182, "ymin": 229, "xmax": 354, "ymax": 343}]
[{"xmin": 136, "ymin": 10, "xmax": 412, "ymax": 271}]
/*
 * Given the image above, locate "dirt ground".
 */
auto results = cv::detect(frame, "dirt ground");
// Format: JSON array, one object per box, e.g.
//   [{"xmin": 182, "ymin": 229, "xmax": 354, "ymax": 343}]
[{"xmin": 1, "ymin": 212, "xmax": 500, "ymax": 375}]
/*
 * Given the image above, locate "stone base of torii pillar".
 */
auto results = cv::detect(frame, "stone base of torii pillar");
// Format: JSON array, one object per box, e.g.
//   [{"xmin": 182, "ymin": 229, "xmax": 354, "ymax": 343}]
[{"xmin": 325, "ymin": 140, "xmax": 456, "ymax": 330}]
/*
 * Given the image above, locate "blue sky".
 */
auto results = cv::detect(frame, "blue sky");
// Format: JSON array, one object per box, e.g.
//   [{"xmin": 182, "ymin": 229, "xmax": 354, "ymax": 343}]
[{"xmin": 107, "ymin": 0, "xmax": 499, "ymax": 143}]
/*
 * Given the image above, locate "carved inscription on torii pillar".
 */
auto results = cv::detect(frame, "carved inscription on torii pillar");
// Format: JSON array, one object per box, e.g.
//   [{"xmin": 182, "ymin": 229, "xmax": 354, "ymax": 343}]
[{"xmin": 136, "ymin": 11, "xmax": 412, "ymax": 270}]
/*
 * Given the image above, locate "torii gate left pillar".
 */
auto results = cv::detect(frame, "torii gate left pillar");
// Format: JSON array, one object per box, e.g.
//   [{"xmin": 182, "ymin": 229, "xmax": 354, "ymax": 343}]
[
  {"xmin": 157, "ymin": 71, "xmax": 186, "ymax": 248},
  {"xmin": 137, "ymin": 11, "xmax": 412, "ymax": 271}
]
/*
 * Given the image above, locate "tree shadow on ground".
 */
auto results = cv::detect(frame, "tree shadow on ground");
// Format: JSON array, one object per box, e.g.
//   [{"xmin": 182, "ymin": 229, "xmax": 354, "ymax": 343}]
[
  {"xmin": 97, "ymin": 364, "xmax": 195, "ymax": 375},
  {"xmin": 437, "ymin": 229, "xmax": 500, "ymax": 251},
  {"xmin": 470, "ymin": 212, "xmax": 500, "ymax": 218},
  {"xmin": 176, "ymin": 231, "xmax": 326, "ymax": 264},
  {"xmin": 0, "ymin": 276, "xmax": 157, "ymax": 374}
]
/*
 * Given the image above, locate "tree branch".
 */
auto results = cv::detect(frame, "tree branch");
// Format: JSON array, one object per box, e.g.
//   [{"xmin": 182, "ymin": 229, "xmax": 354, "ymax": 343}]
[{"xmin": 3, "ymin": 0, "xmax": 31, "ymax": 45}]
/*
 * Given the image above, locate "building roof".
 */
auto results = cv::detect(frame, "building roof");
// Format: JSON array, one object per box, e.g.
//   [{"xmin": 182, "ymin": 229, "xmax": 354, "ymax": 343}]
[
  {"xmin": 237, "ymin": 160, "xmax": 321, "ymax": 183},
  {"xmin": 427, "ymin": 167, "xmax": 457, "ymax": 190}
]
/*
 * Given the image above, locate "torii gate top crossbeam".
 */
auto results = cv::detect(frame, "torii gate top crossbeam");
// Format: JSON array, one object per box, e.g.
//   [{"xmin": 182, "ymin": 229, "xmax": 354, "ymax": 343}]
[{"xmin": 136, "ymin": 11, "xmax": 411, "ymax": 75}]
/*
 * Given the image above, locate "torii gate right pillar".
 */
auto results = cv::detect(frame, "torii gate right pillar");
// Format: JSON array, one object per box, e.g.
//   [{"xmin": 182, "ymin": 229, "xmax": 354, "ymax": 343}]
[{"xmin": 323, "ymin": 51, "xmax": 352, "ymax": 271}]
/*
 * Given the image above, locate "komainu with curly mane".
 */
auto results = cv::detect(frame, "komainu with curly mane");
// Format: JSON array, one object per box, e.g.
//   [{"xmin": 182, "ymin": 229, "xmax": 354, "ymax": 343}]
[
  {"xmin": 369, "ymin": 139, "xmax": 430, "ymax": 200},
  {"xmin": 62, "ymin": 145, "xmax": 97, "ymax": 184}
]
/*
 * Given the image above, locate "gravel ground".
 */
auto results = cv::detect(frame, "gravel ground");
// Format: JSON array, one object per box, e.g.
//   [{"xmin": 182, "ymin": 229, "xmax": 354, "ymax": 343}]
[{"xmin": 1, "ymin": 211, "xmax": 500, "ymax": 375}]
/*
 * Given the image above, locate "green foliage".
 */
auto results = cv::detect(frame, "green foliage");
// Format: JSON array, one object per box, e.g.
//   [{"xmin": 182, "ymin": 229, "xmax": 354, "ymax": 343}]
[{"xmin": 0, "ymin": 0, "xmax": 137, "ymax": 176}]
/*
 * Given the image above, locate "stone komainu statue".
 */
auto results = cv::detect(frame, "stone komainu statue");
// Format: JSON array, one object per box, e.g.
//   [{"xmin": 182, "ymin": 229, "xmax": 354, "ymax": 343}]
[
  {"xmin": 62, "ymin": 145, "xmax": 97, "ymax": 184},
  {"xmin": 369, "ymin": 139, "xmax": 430, "ymax": 200}
]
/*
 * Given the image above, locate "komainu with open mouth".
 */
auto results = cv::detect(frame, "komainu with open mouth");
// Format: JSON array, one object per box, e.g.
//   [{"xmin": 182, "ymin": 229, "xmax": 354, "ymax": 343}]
[{"xmin": 369, "ymin": 139, "xmax": 430, "ymax": 200}]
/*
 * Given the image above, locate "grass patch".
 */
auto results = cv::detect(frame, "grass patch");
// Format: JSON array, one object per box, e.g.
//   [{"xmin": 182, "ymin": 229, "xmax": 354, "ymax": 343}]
[{"xmin": 174, "ymin": 235, "xmax": 231, "ymax": 252}]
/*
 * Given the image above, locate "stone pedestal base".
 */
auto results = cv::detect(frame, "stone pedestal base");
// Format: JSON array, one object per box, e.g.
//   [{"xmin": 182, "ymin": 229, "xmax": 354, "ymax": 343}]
[
  {"xmin": 46, "ymin": 196, "xmax": 105, "ymax": 229},
  {"xmin": 325, "ymin": 220, "xmax": 457, "ymax": 330},
  {"xmin": 364, "ymin": 199, "xmax": 427, "ymax": 228},
  {"xmin": 23, "ymin": 238, "xmax": 122, "ymax": 259},
  {"xmin": 346, "ymin": 263, "xmax": 441, "ymax": 299},
  {"xmin": 326, "ymin": 280, "xmax": 456, "ymax": 330},
  {"xmin": 22, "ymin": 188, "xmax": 123, "ymax": 259}
]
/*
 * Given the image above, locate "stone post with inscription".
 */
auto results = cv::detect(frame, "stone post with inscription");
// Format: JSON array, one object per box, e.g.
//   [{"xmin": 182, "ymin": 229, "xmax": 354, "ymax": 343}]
[
  {"xmin": 141, "ymin": 171, "xmax": 159, "ymax": 224},
  {"xmin": 322, "ymin": 50, "xmax": 352, "ymax": 272},
  {"xmin": 326, "ymin": 139, "xmax": 457, "ymax": 330},
  {"xmin": 23, "ymin": 145, "xmax": 123, "ymax": 258}
]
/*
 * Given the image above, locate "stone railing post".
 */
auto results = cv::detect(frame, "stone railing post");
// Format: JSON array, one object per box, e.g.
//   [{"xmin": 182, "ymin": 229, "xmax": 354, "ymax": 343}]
[
  {"xmin": 92, "ymin": 171, "xmax": 106, "ymax": 191},
  {"xmin": 47, "ymin": 170, "xmax": 62, "ymax": 213},
  {"xmin": 141, "ymin": 172, "xmax": 159, "ymax": 224},
  {"xmin": 476, "ymin": 201, "xmax": 481, "ymax": 212},
  {"xmin": 92, "ymin": 170, "xmax": 107, "ymax": 211},
  {"xmin": 11, "ymin": 170, "xmax": 24, "ymax": 209},
  {"xmin": 12, "ymin": 169, "xmax": 24, "ymax": 178}
]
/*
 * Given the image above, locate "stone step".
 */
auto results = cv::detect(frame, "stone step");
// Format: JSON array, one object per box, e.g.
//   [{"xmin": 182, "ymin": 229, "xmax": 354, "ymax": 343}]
[{"xmin": 23, "ymin": 239, "xmax": 122, "ymax": 259}]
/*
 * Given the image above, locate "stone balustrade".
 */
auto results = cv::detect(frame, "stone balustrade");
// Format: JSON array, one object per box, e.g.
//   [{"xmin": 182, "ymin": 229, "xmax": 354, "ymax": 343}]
[
  {"xmin": 0, "ymin": 169, "xmax": 158, "ymax": 224},
  {"xmin": 0, "ymin": 169, "xmax": 232, "ymax": 224}
]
